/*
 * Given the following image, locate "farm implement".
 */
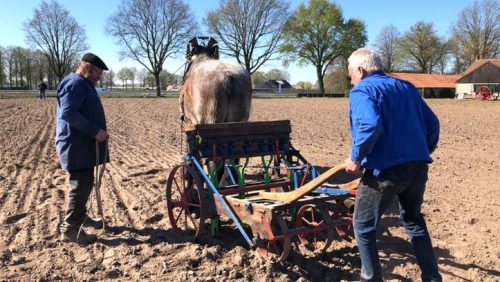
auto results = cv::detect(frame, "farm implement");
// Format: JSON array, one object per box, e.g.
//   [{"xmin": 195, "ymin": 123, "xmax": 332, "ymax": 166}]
[
  {"xmin": 166, "ymin": 120, "xmax": 360, "ymax": 261},
  {"xmin": 475, "ymin": 86, "xmax": 499, "ymax": 101}
]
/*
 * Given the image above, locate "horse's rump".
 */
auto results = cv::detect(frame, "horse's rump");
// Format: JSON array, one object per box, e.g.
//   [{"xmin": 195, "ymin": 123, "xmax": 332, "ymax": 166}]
[{"xmin": 181, "ymin": 55, "xmax": 252, "ymax": 125}]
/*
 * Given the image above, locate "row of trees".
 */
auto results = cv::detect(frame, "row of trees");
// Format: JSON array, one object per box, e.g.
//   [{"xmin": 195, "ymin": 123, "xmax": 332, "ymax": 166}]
[
  {"xmin": 0, "ymin": 46, "xmax": 61, "ymax": 90},
  {"xmin": 0, "ymin": 0, "xmax": 498, "ymax": 94},
  {"xmin": 0, "ymin": 42, "xmax": 182, "ymax": 91},
  {"xmin": 113, "ymin": 67, "xmax": 181, "ymax": 90},
  {"xmin": 374, "ymin": 0, "xmax": 499, "ymax": 74}
]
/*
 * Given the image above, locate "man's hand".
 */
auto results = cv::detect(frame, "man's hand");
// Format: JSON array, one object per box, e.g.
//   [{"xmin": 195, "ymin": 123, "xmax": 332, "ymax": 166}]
[
  {"xmin": 95, "ymin": 129, "xmax": 109, "ymax": 142},
  {"xmin": 345, "ymin": 159, "xmax": 361, "ymax": 174}
]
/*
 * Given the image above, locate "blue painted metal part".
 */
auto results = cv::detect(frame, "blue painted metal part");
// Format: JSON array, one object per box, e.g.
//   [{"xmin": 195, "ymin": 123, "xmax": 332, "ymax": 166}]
[
  {"xmin": 293, "ymin": 170, "xmax": 299, "ymax": 189},
  {"xmin": 311, "ymin": 167, "xmax": 319, "ymax": 178},
  {"xmin": 225, "ymin": 163, "xmax": 237, "ymax": 185},
  {"xmin": 189, "ymin": 155, "xmax": 254, "ymax": 247},
  {"xmin": 313, "ymin": 187, "xmax": 351, "ymax": 196}
]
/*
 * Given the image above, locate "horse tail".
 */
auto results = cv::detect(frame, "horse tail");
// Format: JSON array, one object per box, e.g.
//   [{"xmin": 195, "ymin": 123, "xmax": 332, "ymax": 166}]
[{"xmin": 225, "ymin": 70, "xmax": 252, "ymax": 122}]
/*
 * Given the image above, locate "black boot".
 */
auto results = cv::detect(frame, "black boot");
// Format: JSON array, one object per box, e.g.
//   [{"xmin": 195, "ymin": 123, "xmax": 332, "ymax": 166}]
[
  {"xmin": 83, "ymin": 217, "xmax": 104, "ymax": 229},
  {"xmin": 61, "ymin": 228, "xmax": 97, "ymax": 245}
]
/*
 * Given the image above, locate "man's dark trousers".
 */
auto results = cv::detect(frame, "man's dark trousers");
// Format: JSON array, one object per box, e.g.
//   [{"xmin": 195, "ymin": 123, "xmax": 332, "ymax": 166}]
[
  {"xmin": 354, "ymin": 161, "xmax": 442, "ymax": 282},
  {"xmin": 60, "ymin": 168, "xmax": 94, "ymax": 233}
]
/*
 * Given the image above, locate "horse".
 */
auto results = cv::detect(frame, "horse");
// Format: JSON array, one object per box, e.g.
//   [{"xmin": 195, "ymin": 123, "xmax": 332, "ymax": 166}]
[
  {"xmin": 179, "ymin": 39, "xmax": 252, "ymax": 125},
  {"xmin": 178, "ymin": 38, "xmax": 252, "ymax": 190}
]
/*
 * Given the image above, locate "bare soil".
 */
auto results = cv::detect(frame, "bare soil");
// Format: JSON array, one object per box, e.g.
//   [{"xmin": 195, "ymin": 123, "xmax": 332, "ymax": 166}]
[{"xmin": 0, "ymin": 97, "xmax": 499, "ymax": 281}]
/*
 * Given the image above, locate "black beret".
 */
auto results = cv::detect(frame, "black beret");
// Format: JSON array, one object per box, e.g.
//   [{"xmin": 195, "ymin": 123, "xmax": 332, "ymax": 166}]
[{"xmin": 81, "ymin": 52, "xmax": 109, "ymax": 71}]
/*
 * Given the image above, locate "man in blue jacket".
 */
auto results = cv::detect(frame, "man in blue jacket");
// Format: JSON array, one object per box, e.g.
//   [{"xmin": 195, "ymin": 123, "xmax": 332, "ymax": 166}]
[
  {"xmin": 56, "ymin": 53, "xmax": 109, "ymax": 245},
  {"xmin": 345, "ymin": 48, "xmax": 442, "ymax": 282}
]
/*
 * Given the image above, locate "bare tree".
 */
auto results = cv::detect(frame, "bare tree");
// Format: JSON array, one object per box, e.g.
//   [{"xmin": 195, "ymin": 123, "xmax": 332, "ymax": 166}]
[
  {"xmin": 5, "ymin": 48, "xmax": 15, "ymax": 89},
  {"xmin": 137, "ymin": 69, "xmax": 148, "ymax": 89},
  {"xmin": 0, "ymin": 46, "xmax": 6, "ymax": 87},
  {"xmin": 374, "ymin": 24, "xmax": 401, "ymax": 72},
  {"xmin": 24, "ymin": 0, "xmax": 88, "ymax": 81},
  {"xmin": 206, "ymin": 0, "xmax": 290, "ymax": 74},
  {"xmin": 117, "ymin": 68, "xmax": 129, "ymax": 90},
  {"xmin": 436, "ymin": 53, "xmax": 449, "ymax": 74},
  {"xmin": 11, "ymin": 47, "xmax": 22, "ymax": 88},
  {"xmin": 106, "ymin": 0, "xmax": 196, "ymax": 96},
  {"xmin": 32, "ymin": 51, "xmax": 47, "ymax": 84},
  {"xmin": 451, "ymin": 0, "xmax": 499, "ymax": 66},
  {"xmin": 103, "ymin": 70, "xmax": 115, "ymax": 90},
  {"xmin": 398, "ymin": 21, "xmax": 449, "ymax": 73},
  {"xmin": 5, "ymin": 46, "xmax": 31, "ymax": 88},
  {"xmin": 448, "ymin": 36, "xmax": 467, "ymax": 74},
  {"xmin": 127, "ymin": 67, "xmax": 137, "ymax": 90},
  {"xmin": 24, "ymin": 50, "xmax": 35, "ymax": 89}
]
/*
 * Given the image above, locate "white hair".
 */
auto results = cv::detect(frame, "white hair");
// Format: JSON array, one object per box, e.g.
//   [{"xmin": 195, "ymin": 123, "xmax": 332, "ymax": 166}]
[{"xmin": 348, "ymin": 48, "xmax": 384, "ymax": 74}]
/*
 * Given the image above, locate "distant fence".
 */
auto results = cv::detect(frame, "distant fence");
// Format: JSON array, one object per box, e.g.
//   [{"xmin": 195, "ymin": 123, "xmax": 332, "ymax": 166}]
[
  {"xmin": 252, "ymin": 88, "xmax": 346, "ymax": 98},
  {"xmin": 0, "ymin": 86, "xmax": 31, "ymax": 91},
  {"xmin": 0, "ymin": 89, "xmax": 347, "ymax": 99},
  {"xmin": 296, "ymin": 92, "xmax": 345, "ymax": 98},
  {"xmin": 0, "ymin": 90, "xmax": 42, "ymax": 98}
]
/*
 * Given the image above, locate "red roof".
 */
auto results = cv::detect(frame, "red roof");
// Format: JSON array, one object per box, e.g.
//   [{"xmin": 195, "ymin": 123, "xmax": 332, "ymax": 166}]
[
  {"xmin": 461, "ymin": 58, "xmax": 500, "ymax": 78},
  {"xmin": 389, "ymin": 73, "xmax": 460, "ymax": 88}
]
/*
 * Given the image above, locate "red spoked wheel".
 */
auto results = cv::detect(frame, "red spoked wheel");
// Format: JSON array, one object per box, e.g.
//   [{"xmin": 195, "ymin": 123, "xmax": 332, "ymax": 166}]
[
  {"xmin": 166, "ymin": 164, "xmax": 206, "ymax": 240},
  {"xmin": 475, "ymin": 86, "xmax": 493, "ymax": 101},
  {"xmin": 257, "ymin": 216, "xmax": 292, "ymax": 262},
  {"xmin": 295, "ymin": 204, "xmax": 334, "ymax": 254},
  {"xmin": 321, "ymin": 198, "xmax": 355, "ymax": 241}
]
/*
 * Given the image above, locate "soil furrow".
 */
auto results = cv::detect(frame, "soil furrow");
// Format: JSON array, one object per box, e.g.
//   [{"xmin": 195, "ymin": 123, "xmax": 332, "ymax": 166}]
[
  {"xmin": 0, "ymin": 116, "xmax": 49, "ymax": 213},
  {"xmin": 109, "ymin": 135, "xmax": 153, "ymax": 166},
  {"xmin": 105, "ymin": 162, "xmax": 164, "ymax": 208},
  {"xmin": 99, "ymin": 173, "xmax": 140, "ymax": 228},
  {"xmin": 2, "ymin": 104, "xmax": 55, "ymax": 248},
  {"xmin": 11, "ymin": 104, "xmax": 54, "ymax": 216},
  {"xmin": 25, "ymin": 109, "xmax": 59, "ymax": 246},
  {"xmin": 0, "ymin": 98, "xmax": 498, "ymax": 282},
  {"xmin": 103, "ymin": 167, "xmax": 165, "ymax": 225}
]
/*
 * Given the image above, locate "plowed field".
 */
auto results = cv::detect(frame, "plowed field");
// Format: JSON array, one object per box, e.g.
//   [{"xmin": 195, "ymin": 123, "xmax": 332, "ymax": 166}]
[{"xmin": 0, "ymin": 97, "xmax": 499, "ymax": 281}]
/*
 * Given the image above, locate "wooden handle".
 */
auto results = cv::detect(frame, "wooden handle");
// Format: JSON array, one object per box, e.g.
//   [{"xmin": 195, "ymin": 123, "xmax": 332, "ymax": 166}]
[
  {"xmin": 338, "ymin": 178, "xmax": 361, "ymax": 190},
  {"xmin": 258, "ymin": 163, "xmax": 350, "ymax": 203}
]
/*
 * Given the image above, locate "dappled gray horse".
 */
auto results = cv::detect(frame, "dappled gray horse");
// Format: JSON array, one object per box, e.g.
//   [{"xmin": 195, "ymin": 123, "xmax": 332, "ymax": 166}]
[{"xmin": 179, "ymin": 41, "xmax": 252, "ymax": 125}]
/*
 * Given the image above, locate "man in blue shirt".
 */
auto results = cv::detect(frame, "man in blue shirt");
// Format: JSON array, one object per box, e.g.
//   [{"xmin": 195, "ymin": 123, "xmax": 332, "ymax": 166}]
[
  {"xmin": 56, "ymin": 53, "xmax": 109, "ymax": 245},
  {"xmin": 345, "ymin": 48, "xmax": 441, "ymax": 282}
]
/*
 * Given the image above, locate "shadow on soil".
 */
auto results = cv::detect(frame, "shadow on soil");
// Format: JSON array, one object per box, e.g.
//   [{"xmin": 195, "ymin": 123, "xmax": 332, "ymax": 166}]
[
  {"xmin": 96, "ymin": 225, "xmax": 195, "ymax": 246},
  {"xmin": 95, "ymin": 169, "xmax": 497, "ymax": 281},
  {"xmin": 375, "ymin": 209, "xmax": 499, "ymax": 281}
]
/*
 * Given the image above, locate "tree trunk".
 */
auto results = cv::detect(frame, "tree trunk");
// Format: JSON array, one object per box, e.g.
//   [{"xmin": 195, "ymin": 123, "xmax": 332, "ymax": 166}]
[
  {"xmin": 155, "ymin": 72, "xmax": 161, "ymax": 97},
  {"xmin": 316, "ymin": 66, "xmax": 325, "ymax": 94}
]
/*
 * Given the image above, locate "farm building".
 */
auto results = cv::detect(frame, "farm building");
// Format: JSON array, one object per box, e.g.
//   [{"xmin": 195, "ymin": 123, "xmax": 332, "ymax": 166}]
[
  {"xmin": 255, "ymin": 79, "xmax": 292, "ymax": 93},
  {"xmin": 389, "ymin": 73, "xmax": 460, "ymax": 98},
  {"xmin": 455, "ymin": 58, "xmax": 500, "ymax": 100}
]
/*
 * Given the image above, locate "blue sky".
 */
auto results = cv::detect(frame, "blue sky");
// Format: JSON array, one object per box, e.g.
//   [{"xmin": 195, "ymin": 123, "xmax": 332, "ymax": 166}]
[{"xmin": 0, "ymin": 0, "xmax": 476, "ymax": 84}]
